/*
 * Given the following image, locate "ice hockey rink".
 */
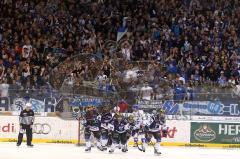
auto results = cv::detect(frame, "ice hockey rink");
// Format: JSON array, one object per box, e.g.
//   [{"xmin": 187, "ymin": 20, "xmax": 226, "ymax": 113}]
[{"xmin": 0, "ymin": 142, "xmax": 239, "ymax": 159}]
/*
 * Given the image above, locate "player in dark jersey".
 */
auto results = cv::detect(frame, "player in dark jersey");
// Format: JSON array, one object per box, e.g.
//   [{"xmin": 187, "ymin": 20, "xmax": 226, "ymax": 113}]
[
  {"xmin": 99, "ymin": 105, "xmax": 113, "ymax": 150},
  {"xmin": 108, "ymin": 113, "xmax": 130, "ymax": 153},
  {"xmin": 145, "ymin": 108, "xmax": 167, "ymax": 155},
  {"xmin": 82, "ymin": 106, "xmax": 103, "ymax": 152}
]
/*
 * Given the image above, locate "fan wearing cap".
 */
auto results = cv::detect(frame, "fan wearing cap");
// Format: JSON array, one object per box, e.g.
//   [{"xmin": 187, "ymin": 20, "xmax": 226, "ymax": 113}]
[{"xmin": 17, "ymin": 103, "xmax": 35, "ymax": 147}]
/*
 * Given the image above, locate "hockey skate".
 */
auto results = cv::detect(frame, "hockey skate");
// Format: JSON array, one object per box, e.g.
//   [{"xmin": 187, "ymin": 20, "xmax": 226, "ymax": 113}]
[
  {"xmin": 85, "ymin": 147, "xmax": 91, "ymax": 152},
  {"xmin": 141, "ymin": 144, "xmax": 145, "ymax": 152},
  {"xmin": 137, "ymin": 144, "xmax": 146, "ymax": 152},
  {"xmin": 97, "ymin": 145, "xmax": 104, "ymax": 151},
  {"xmin": 133, "ymin": 142, "xmax": 138, "ymax": 147},
  {"xmin": 122, "ymin": 149, "xmax": 127, "ymax": 152},
  {"xmin": 121, "ymin": 144, "xmax": 128, "ymax": 152},
  {"xmin": 102, "ymin": 146, "xmax": 107, "ymax": 151},
  {"xmin": 121, "ymin": 147, "xmax": 128, "ymax": 152},
  {"xmin": 27, "ymin": 144, "xmax": 34, "ymax": 148},
  {"xmin": 154, "ymin": 148, "xmax": 161, "ymax": 155},
  {"xmin": 109, "ymin": 148, "xmax": 114, "ymax": 153}
]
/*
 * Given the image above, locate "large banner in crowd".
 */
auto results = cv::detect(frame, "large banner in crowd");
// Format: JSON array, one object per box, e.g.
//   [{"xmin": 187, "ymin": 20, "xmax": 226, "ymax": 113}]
[
  {"xmin": 0, "ymin": 96, "xmax": 58, "ymax": 112},
  {"xmin": 0, "ymin": 96, "xmax": 106, "ymax": 113},
  {"xmin": 137, "ymin": 100, "xmax": 240, "ymax": 117},
  {"xmin": 1, "ymin": 95, "xmax": 240, "ymax": 117},
  {"xmin": 68, "ymin": 97, "xmax": 104, "ymax": 107}
]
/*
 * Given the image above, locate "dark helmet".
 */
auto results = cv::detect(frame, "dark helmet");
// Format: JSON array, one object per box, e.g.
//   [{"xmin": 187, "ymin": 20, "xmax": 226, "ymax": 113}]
[
  {"xmin": 102, "ymin": 105, "xmax": 110, "ymax": 113},
  {"xmin": 115, "ymin": 112, "xmax": 123, "ymax": 120}
]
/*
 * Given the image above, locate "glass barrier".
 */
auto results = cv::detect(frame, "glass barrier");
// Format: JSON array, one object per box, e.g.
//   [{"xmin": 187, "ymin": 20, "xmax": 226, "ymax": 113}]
[{"xmin": 0, "ymin": 86, "xmax": 239, "ymax": 118}]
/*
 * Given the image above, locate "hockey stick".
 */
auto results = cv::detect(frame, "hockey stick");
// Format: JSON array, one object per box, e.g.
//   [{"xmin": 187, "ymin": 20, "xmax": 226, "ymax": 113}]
[{"xmin": 136, "ymin": 143, "xmax": 145, "ymax": 152}]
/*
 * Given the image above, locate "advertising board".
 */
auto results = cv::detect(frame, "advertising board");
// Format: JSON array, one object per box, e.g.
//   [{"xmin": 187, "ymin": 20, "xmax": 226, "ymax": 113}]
[{"xmin": 191, "ymin": 122, "xmax": 240, "ymax": 144}]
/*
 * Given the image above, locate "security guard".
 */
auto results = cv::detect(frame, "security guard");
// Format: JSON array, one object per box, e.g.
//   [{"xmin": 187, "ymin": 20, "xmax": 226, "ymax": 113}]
[{"xmin": 17, "ymin": 103, "xmax": 35, "ymax": 147}]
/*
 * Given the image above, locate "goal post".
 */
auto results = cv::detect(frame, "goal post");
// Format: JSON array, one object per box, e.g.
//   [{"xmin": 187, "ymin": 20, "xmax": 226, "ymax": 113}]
[{"xmin": 76, "ymin": 116, "xmax": 81, "ymax": 146}]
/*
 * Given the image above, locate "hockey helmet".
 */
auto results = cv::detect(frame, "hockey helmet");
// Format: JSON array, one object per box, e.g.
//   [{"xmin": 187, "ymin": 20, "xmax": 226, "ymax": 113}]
[
  {"xmin": 115, "ymin": 112, "xmax": 123, "ymax": 120},
  {"xmin": 132, "ymin": 104, "xmax": 140, "ymax": 110},
  {"xmin": 152, "ymin": 109, "xmax": 157, "ymax": 115},
  {"xmin": 85, "ymin": 105, "xmax": 95, "ymax": 112},
  {"xmin": 159, "ymin": 108, "xmax": 165, "ymax": 115},
  {"xmin": 102, "ymin": 105, "xmax": 110, "ymax": 113},
  {"xmin": 25, "ymin": 103, "xmax": 32, "ymax": 109},
  {"xmin": 128, "ymin": 114, "xmax": 134, "ymax": 123}
]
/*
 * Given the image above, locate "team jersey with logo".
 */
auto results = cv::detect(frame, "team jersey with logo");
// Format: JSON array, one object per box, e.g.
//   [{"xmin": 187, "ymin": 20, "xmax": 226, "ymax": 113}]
[{"xmin": 19, "ymin": 109, "xmax": 35, "ymax": 125}]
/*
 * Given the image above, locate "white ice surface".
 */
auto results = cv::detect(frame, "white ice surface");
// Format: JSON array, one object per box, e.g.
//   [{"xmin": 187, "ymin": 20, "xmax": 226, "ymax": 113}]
[{"xmin": 0, "ymin": 142, "xmax": 239, "ymax": 159}]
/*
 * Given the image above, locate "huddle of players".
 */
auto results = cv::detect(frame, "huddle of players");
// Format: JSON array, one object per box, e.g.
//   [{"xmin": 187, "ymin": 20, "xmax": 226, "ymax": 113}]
[{"xmin": 81, "ymin": 104, "xmax": 167, "ymax": 155}]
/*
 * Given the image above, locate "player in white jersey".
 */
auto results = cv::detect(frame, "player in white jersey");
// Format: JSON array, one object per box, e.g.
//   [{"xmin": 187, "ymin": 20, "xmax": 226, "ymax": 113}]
[{"xmin": 128, "ymin": 105, "xmax": 147, "ymax": 152}]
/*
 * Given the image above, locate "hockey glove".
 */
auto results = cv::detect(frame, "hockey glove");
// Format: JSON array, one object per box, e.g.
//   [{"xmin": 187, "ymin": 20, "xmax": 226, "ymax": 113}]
[
  {"xmin": 162, "ymin": 127, "xmax": 167, "ymax": 137},
  {"xmin": 108, "ymin": 124, "xmax": 114, "ymax": 131}
]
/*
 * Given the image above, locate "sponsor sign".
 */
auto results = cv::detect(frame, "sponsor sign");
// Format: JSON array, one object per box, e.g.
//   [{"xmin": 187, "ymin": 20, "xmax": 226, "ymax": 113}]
[
  {"xmin": 190, "ymin": 115, "xmax": 240, "ymax": 122},
  {"xmin": 137, "ymin": 100, "xmax": 162, "ymax": 109},
  {"xmin": 191, "ymin": 122, "xmax": 240, "ymax": 144},
  {"xmin": 162, "ymin": 101, "xmax": 180, "ymax": 115},
  {"xmin": 182, "ymin": 101, "xmax": 223, "ymax": 115},
  {"xmin": 164, "ymin": 120, "xmax": 190, "ymax": 143},
  {"xmin": 68, "ymin": 97, "xmax": 103, "ymax": 107},
  {"xmin": 0, "ymin": 116, "xmax": 78, "ymax": 141},
  {"xmin": 183, "ymin": 101, "xmax": 240, "ymax": 116},
  {"xmin": 0, "ymin": 116, "xmax": 190, "ymax": 144},
  {"xmin": 32, "ymin": 123, "xmax": 51, "ymax": 134},
  {"xmin": 162, "ymin": 100, "xmax": 240, "ymax": 116}
]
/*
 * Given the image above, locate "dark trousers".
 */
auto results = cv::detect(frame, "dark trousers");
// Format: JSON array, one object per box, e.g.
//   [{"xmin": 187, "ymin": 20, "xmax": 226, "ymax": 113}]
[
  {"xmin": 17, "ymin": 124, "xmax": 32, "ymax": 145},
  {"xmin": 84, "ymin": 127, "xmax": 101, "ymax": 140},
  {"xmin": 112, "ymin": 132, "xmax": 128, "ymax": 145},
  {"xmin": 145, "ymin": 131, "xmax": 161, "ymax": 143}
]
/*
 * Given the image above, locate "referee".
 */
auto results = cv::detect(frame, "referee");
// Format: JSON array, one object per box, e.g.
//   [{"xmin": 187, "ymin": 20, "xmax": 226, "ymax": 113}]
[{"xmin": 17, "ymin": 103, "xmax": 35, "ymax": 147}]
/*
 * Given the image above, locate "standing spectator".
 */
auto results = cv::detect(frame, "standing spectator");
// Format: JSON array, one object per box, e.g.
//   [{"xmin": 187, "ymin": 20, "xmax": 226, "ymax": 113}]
[
  {"xmin": 174, "ymin": 81, "xmax": 186, "ymax": 101},
  {"xmin": 140, "ymin": 82, "xmax": 153, "ymax": 100},
  {"xmin": 0, "ymin": 78, "xmax": 9, "ymax": 97},
  {"xmin": 0, "ymin": 60, "xmax": 4, "ymax": 79},
  {"xmin": 218, "ymin": 71, "xmax": 227, "ymax": 87},
  {"xmin": 121, "ymin": 43, "xmax": 131, "ymax": 61},
  {"xmin": 22, "ymin": 40, "xmax": 32, "ymax": 59},
  {"xmin": 97, "ymin": 70, "xmax": 107, "ymax": 93}
]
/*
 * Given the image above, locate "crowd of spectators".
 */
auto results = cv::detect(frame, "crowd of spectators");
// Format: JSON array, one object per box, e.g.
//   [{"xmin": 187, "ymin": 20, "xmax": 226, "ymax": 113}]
[{"xmin": 1, "ymin": 0, "xmax": 240, "ymax": 102}]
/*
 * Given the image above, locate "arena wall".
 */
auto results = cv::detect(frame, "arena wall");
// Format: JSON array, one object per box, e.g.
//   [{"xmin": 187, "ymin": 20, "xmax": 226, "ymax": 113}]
[{"xmin": 0, "ymin": 116, "xmax": 239, "ymax": 148}]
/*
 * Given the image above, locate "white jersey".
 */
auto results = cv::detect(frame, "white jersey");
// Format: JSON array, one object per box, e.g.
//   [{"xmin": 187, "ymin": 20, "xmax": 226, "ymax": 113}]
[
  {"xmin": 132, "ymin": 110, "xmax": 145, "ymax": 130},
  {"xmin": 141, "ymin": 86, "xmax": 153, "ymax": 100},
  {"xmin": 0, "ymin": 83, "xmax": 9, "ymax": 97}
]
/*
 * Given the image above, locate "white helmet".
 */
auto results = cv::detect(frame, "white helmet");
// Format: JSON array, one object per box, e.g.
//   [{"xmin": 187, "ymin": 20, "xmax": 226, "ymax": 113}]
[{"xmin": 26, "ymin": 103, "xmax": 32, "ymax": 108}]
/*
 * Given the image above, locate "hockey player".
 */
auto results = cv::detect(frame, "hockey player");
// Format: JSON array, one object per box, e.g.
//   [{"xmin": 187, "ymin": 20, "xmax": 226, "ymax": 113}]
[
  {"xmin": 144, "ymin": 108, "xmax": 167, "ymax": 155},
  {"xmin": 108, "ymin": 113, "xmax": 130, "ymax": 153},
  {"xmin": 129, "ymin": 105, "xmax": 146, "ymax": 152},
  {"xmin": 82, "ymin": 106, "xmax": 103, "ymax": 152},
  {"xmin": 99, "ymin": 105, "xmax": 113, "ymax": 150}
]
